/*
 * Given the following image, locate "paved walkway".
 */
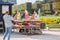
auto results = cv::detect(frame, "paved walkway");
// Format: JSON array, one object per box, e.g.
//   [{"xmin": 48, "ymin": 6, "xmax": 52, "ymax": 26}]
[{"xmin": 0, "ymin": 29, "xmax": 60, "ymax": 40}]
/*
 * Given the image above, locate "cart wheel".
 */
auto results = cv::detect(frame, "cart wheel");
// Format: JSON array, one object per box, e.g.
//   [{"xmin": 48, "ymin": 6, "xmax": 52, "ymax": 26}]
[{"xmin": 19, "ymin": 29, "xmax": 24, "ymax": 33}]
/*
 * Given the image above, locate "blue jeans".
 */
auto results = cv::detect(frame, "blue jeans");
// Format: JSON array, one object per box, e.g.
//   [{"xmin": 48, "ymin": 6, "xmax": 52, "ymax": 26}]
[{"xmin": 3, "ymin": 27, "xmax": 12, "ymax": 40}]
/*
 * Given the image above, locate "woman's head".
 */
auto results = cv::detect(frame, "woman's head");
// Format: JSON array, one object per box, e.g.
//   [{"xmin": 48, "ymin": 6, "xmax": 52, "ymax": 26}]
[{"xmin": 5, "ymin": 11, "xmax": 9, "ymax": 14}]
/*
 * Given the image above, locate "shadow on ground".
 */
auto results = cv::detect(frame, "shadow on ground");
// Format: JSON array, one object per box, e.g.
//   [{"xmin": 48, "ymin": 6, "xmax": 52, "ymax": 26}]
[
  {"xmin": 0, "ymin": 30, "xmax": 60, "ymax": 40},
  {"xmin": 10, "ymin": 32, "xmax": 60, "ymax": 40}
]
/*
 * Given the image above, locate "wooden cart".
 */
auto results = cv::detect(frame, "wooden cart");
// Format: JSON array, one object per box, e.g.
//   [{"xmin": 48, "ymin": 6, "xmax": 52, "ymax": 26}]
[{"xmin": 12, "ymin": 20, "xmax": 42, "ymax": 35}]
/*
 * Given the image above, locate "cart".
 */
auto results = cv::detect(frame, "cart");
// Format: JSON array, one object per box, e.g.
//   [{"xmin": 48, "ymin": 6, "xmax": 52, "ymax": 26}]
[{"xmin": 12, "ymin": 20, "xmax": 42, "ymax": 35}]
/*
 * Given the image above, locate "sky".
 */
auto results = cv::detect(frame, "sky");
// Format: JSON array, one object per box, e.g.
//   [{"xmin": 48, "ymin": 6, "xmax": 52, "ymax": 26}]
[{"xmin": 17, "ymin": 0, "xmax": 36, "ymax": 5}]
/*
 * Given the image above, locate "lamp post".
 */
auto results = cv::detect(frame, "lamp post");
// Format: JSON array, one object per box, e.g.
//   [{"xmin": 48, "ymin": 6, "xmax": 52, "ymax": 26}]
[{"xmin": 49, "ymin": 0, "xmax": 54, "ymax": 14}]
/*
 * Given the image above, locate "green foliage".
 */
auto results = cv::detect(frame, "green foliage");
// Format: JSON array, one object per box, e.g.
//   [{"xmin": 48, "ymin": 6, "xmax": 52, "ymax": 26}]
[
  {"xmin": 53, "ymin": 2, "xmax": 60, "ymax": 12},
  {"xmin": 44, "ymin": 0, "xmax": 50, "ymax": 3},
  {"xmin": 42, "ymin": 3, "xmax": 49, "ymax": 11}
]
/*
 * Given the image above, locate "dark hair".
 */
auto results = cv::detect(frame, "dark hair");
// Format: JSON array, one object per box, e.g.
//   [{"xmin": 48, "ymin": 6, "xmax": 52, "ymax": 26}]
[
  {"xmin": 5, "ymin": 11, "xmax": 9, "ymax": 14},
  {"xmin": 34, "ymin": 9, "xmax": 37, "ymax": 12}
]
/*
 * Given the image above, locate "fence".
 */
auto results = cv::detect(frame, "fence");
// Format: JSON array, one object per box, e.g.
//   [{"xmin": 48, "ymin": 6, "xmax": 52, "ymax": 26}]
[{"xmin": 46, "ymin": 24, "xmax": 60, "ymax": 28}]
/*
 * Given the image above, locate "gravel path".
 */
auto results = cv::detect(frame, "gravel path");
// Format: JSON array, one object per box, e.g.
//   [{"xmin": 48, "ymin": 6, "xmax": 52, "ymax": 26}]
[{"xmin": 0, "ymin": 29, "xmax": 60, "ymax": 40}]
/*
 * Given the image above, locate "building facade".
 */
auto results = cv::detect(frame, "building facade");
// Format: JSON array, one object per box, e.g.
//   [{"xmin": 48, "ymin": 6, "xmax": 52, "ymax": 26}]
[{"xmin": 0, "ymin": 0, "xmax": 16, "ymax": 32}]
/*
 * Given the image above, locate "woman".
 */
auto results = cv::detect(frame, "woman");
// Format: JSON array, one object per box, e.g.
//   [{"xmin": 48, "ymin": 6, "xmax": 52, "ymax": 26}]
[{"xmin": 3, "ymin": 11, "xmax": 14, "ymax": 40}]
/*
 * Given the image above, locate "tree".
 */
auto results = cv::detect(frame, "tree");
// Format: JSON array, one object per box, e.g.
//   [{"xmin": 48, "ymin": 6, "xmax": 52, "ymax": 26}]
[
  {"xmin": 53, "ymin": 0, "xmax": 60, "ymax": 2},
  {"xmin": 44, "ymin": 0, "xmax": 50, "ymax": 3}
]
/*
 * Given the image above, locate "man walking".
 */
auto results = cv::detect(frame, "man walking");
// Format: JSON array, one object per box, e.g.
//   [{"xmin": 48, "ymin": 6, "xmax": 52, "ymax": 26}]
[{"xmin": 3, "ymin": 11, "xmax": 14, "ymax": 40}]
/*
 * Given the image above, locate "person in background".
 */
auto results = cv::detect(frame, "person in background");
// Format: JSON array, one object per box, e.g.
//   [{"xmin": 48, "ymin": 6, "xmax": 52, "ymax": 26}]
[
  {"xmin": 21, "ymin": 12, "xmax": 25, "ymax": 19},
  {"xmin": 17, "ymin": 10, "xmax": 21, "ymax": 20},
  {"xmin": 3, "ymin": 11, "xmax": 14, "ymax": 40},
  {"xmin": 31, "ymin": 10, "xmax": 38, "ymax": 20}
]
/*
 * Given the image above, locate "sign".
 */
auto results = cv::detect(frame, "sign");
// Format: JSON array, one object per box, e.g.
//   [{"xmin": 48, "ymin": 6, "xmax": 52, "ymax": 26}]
[
  {"xmin": 2, "ymin": 5, "xmax": 9, "ymax": 14},
  {"xmin": 2, "ymin": 0, "xmax": 7, "ymax": 2},
  {"xmin": 2, "ymin": 0, "xmax": 16, "ymax": 4}
]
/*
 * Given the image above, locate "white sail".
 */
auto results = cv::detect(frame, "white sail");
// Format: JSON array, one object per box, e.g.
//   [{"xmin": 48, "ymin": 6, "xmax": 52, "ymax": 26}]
[{"xmin": 37, "ymin": 8, "xmax": 40, "ymax": 19}]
